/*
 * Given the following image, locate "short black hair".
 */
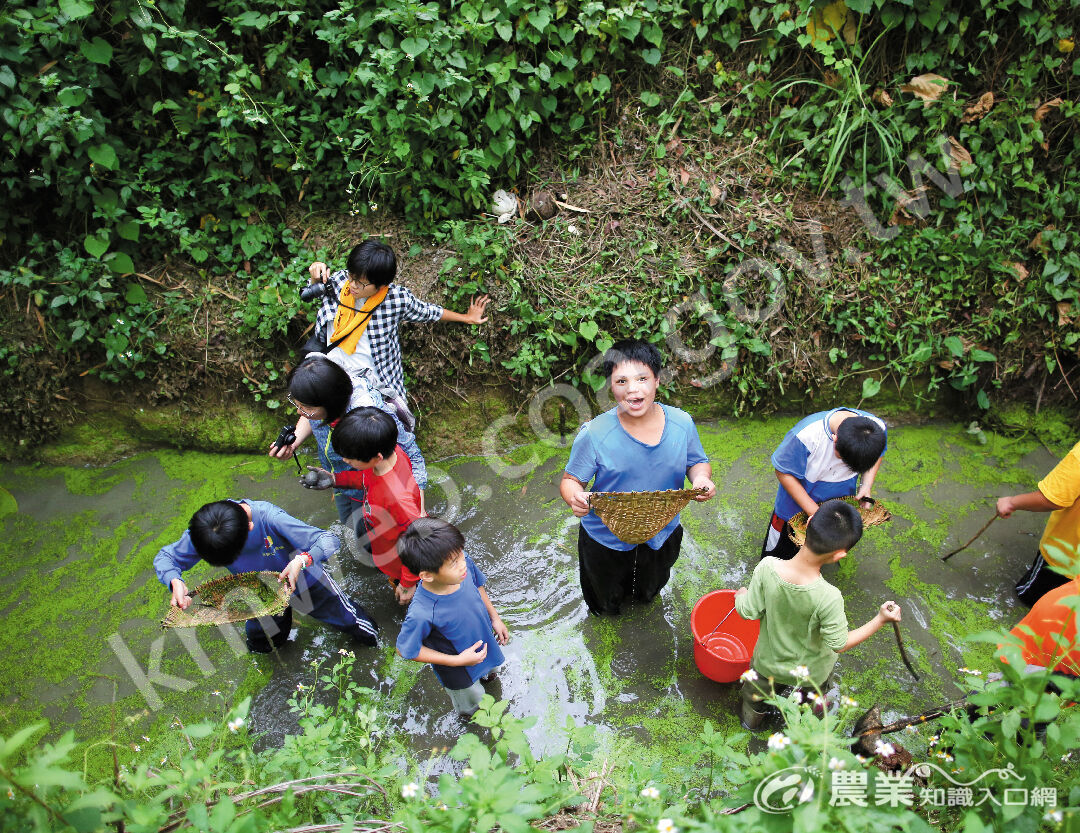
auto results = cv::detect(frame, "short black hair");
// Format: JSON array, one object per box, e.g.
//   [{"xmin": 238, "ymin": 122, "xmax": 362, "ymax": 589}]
[
  {"xmin": 346, "ymin": 240, "xmax": 396, "ymax": 287},
  {"xmin": 287, "ymin": 355, "xmax": 353, "ymax": 422},
  {"xmin": 188, "ymin": 501, "xmax": 248, "ymax": 566},
  {"xmin": 602, "ymin": 339, "xmax": 663, "ymax": 380},
  {"xmin": 804, "ymin": 499, "xmax": 863, "ymax": 556},
  {"xmin": 835, "ymin": 416, "xmax": 886, "ymax": 473},
  {"xmin": 397, "ymin": 517, "xmax": 466, "ymax": 575},
  {"xmin": 331, "ymin": 406, "xmax": 398, "ymax": 461}
]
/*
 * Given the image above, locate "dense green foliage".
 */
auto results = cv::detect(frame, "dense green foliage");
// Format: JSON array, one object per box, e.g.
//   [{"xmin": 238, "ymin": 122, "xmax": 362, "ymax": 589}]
[
  {"xmin": 1, "ymin": 641, "xmax": 1078, "ymax": 832},
  {"xmin": 0, "ymin": 0, "xmax": 1077, "ymax": 430}
]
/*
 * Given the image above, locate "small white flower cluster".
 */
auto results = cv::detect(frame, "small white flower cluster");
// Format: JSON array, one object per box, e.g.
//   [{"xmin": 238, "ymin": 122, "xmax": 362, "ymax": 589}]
[
  {"xmin": 401, "ymin": 782, "xmax": 418, "ymax": 799},
  {"xmin": 840, "ymin": 695, "xmax": 858, "ymax": 708},
  {"xmin": 767, "ymin": 733, "xmax": 791, "ymax": 751},
  {"xmin": 806, "ymin": 691, "xmax": 821, "ymax": 703},
  {"xmin": 788, "ymin": 690, "xmax": 804, "ymax": 704},
  {"xmin": 640, "ymin": 786, "xmax": 660, "ymax": 799},
  {"xmin": 739, "ymin": 668, "xmax": 758, "ymax": 683},
  {"xmin": 1045, "ymin": 811, "xmax": 1064, "ymax": 823},
  {"xmin": 928, "ymin": 735, "xmax": 940, "ymax": 746},
  {"xmin": 934, "ymin": 751, "xmax": 955, "ymax": 763},
  {"xmin": 903, "ymin": 724, "xmax": 918, "ymax": 734},
  {"xmin": 790, "ymin": 665, "xmax": 810, "ymax": 680},
  {"xmin": 461, "ymin": 767, "xmax": 475, "ymax": 778},
  {"xmin": 874, "ymin": 740, "xmax": 896, "ymax": 757},
  {"xmin": 657, "ymin": 819, "xmax": 677, "ymax": 833},
  {"xmin": 828, "ymin": 757, "xmax": 846, "ymax": 771},
  {"xmin": 958, "ymin": 667, "xmax": 982, "ymax": 676},
  {"xmin": 227, "ymin": 717, "xmax": 244, "ymax": 733}
]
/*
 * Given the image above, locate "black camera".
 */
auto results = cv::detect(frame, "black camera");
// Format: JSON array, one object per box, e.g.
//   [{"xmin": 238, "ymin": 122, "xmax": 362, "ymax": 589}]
[
  {"xmin": 300, "ymin": 282, "xmax": 327, "ymax": 302},
  {"xmin": 271, "ymin": 424, "xmax": 297, "ymax": 452}
]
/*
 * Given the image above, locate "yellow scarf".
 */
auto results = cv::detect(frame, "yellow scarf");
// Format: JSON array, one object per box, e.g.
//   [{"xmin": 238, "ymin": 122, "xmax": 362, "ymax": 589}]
[{"xmin": 330, "ymin": 285, "xmax": 388, "ymax": 354}]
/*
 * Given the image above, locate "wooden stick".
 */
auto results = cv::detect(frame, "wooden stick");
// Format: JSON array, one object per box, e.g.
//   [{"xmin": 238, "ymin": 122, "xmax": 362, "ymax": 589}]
[
  {"xmin": 942, "ymin": 513, "xmax": 998, "ymax": 561},
  {"xmin": 892, "ymin": 621, "xmax": 920, "ymax": 681},
  {"xmin": 857, "ymin": 697, "xmax": 969, "ymax": 737}
]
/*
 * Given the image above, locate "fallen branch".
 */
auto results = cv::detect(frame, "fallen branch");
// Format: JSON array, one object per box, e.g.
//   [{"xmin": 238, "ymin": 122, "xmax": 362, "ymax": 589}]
[{"xmin": 942, "ymin": 513, "xmax": 997, "ymax": 561}]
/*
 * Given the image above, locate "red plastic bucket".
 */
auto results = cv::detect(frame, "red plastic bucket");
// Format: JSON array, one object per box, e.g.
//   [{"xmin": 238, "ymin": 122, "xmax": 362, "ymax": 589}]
[{"xmin": 691, "ymin": 590, "xmax": 760, "ymax": 683}]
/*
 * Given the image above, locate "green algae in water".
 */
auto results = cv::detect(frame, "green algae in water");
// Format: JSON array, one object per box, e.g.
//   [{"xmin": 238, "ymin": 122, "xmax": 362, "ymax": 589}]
[{"xmin": 0, "ymin": 486, "xmax": 15, "ymax": 518}]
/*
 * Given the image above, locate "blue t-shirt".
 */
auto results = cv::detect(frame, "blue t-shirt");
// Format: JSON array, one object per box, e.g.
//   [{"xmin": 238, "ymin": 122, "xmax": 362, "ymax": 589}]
[
  {"xmin": 771, "ymin": 407, "xmax": 888, "ymax": 521},
  {"xmin": 396, "ymin": 555, "xmax": 504, "ymax": 690},
  {"xmin": 565, "ymin": 404, "xmax": 709, "ymax": 551},
  {"xmin": 153, "ymin": 499, "xmax": 340, "ymax": 588}
]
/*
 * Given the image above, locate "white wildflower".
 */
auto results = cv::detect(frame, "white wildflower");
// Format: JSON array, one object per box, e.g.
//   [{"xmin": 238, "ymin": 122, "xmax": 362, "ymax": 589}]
[
  {"xmin": 788, "ymin": 689, "xmax": 804, "ymax": 704},
  {"xmin": 1045, "ymin": 811, "xmax": 1064, "ymax": 823},
  {"xmin": 958, "ymin": 667, "xmax": 982, "ymax": 676},
  {"xmin": 791, "ymin": 665, "xmax": 810, "ymax": 680},
  {"xmin": 855, "ymin": 755, "xmax": 868, "ymax": 764},
  {"xmin": 401, "ymin": 782, "xmax": 418, "ymax": 799},
  {"xmin": 840, "ymin": 695, "xmax": 858, "ymax": 708},
  {"xmin": 928, "ymin": 735, "xmax": 939, "ymax": 746},
  {"xmin": 739, "ymin": 668, "xmax": 758, "ymax": 682},
  {"xmin": 461, "ymin": 767, "xmax": 475, "ymax": 778},
  {"xmin": 874, "ymin": 740, "xmax": 896, "ymax": 757},
  {"xmin": 767, "ymin": 732, "xmax": 791, "ymax": 751},
  {"xmin": 296, "ymin": 683, "xmax": 306, "ymax": 691},
  {"xmin": 227, "ymin": 717, "xmax": 244, "ymax": 733},
  {"xmin": 828, "ymin": 757, "xmax": 845, "ymax": 771},
  {"xmin": 807, "ymin": 691, "xmax": 821, "ymax": 702},
  {"xmin": 338, "ymin": 648, "xmax": 348, "ymax": 655},
  {"xmin": 640, "ymin": 786, "xmax": 660, "ymax": 799},
  {"xmin": 903, "ymin": 724, "xmax": 918, "ymax": 735},
  {"xmin": 141, "ymin": 735, "xmax": 150, "ymax": 742},
  {"xmin": 5, "ymin": 788, "xmax": 12, "ymax": 800},
  {"xmin": 132, "ymin": 744, "xmax": 140, "ymax": 752},
  {"xmin": 160, "ymin": 756, "xmax": 168, "ymax": 766},
  {"xmin": 657, "ymin": 820, "xmax": 677, "ymax": 833},
  {"xmin": 211, "ymin": 690, "xmax": 221, "ymax": 697}
]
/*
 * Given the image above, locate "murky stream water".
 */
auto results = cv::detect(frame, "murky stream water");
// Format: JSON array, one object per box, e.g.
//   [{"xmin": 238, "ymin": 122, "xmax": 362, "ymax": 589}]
[{"xmin": 0, "ymin": 417, "xmax": 1062, "ymax": 768}]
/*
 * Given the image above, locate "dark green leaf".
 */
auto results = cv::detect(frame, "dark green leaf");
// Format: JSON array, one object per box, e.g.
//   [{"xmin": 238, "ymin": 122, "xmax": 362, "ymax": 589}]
[
  {"xmin": 88, "ymin": 144, "xmax": 118, "ymax": 171},
  {"xmin": 80, "ymin": 37, "xmax": 113, "ymax": 65},
  {"xmin": 84, "ymin": 235, "xmax": 109, "ymax": 258}
]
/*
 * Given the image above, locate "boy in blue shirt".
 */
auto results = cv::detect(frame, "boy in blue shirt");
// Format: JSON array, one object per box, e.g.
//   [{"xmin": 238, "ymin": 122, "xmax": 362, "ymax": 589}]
[
  {"xmin": 761, "ymin": 408, "xmax": 887, "ymax": 561},
  {"xmin": 395, "ymin": 517, "xmax": 509, "ymax": 716},
  {"xmin": 154, "ymin": 499, "xmax": 378, "ymax": 653}
]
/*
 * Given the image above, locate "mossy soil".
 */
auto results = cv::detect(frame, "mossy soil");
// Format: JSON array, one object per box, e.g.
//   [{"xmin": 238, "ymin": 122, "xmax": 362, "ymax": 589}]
[{"xmin": 2, "ymin": 395, "xmax": 1075, "ymax": 785}]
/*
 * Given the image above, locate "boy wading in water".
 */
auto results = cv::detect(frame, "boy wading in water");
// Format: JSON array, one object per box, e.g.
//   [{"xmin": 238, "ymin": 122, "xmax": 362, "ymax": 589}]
[
  {"xmin": 560, "ymin": 340, "xmax": 715, "ymax": 615},
  {"xmin": 736, "ymin": 499, "xmax": 902, "ymax": 730},
  {"xmin": 395, "ymin": 518, "xmax": 509, "ymax": 716}
]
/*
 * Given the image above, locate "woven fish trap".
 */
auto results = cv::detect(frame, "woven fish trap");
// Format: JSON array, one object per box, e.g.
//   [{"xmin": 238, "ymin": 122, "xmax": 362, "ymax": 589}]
[
  {"xmin": 161, "ymin": 571, "xmax": 292, "ymax": 629},
  {"xmin": 587, "ymin": 487, "xmax": 708, "ymax": 545},
  {"xmin": 788, "ymin": 496, "xmax": 892, "ymax": 546}
]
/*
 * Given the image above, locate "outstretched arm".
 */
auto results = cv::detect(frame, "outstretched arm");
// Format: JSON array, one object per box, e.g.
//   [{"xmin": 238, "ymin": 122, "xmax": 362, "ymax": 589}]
[
  {"xmin": 838, "ymin": 601, "xmax": 901, "ymax": 653},
  {"xmin": 997, "ymin": 490, "xmax": 1064, "ymax": 517},
  {"xmin": 440, "ymin": 295, "xmax": 490, "ymax": 325}
]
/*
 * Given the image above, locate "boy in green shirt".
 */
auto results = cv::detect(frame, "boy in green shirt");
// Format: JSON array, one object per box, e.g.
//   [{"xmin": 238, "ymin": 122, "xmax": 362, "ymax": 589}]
[{"xmin": 734, "ymin": 499, "xmax": 902, "ymax": 730}]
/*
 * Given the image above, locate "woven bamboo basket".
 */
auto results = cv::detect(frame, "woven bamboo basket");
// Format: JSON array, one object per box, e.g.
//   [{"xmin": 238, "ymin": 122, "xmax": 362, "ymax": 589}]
[
  {"xmin": 161, "ymin": 571, "xmax": 292, "ymax": 629},
  {"xmin": 787, "ymin": 496, "xmax": 892, "ymax": 546},
  {"xmin": 587, "ymin": 487, "xmax": 708, "ymax": 545}
]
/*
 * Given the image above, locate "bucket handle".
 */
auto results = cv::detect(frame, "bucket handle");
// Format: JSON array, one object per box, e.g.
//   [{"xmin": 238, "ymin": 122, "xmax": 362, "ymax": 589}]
[{"xmin": 695, "ymin": 605, "xmax": 739, "ymax": 648}]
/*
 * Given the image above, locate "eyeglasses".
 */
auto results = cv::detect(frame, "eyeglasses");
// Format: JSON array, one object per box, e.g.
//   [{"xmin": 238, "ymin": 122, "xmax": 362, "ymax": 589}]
[
  {"xmin": 347, "ymin": 278, "xmax": 374, "ymax": 292},
  {"xmin": 287, "ymin": 394, "xmax": 319, "ymax": 418}
]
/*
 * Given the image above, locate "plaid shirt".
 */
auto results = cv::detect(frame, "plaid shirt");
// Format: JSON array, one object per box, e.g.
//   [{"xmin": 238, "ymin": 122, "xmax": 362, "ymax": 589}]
[{"xmin": 315, "ymin": 270, "xmax": 443, "ymax": 398}]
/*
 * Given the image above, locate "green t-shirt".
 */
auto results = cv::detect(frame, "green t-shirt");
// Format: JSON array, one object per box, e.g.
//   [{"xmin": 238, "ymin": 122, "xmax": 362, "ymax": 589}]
[{"xmin": 734, "ymin": 557, "xmax": 848, "ymax": 687}]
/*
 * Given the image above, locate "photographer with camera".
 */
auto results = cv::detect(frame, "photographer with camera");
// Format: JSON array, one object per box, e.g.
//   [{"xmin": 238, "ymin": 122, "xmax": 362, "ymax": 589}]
[
  {"xmin": 268, "ymin": 355, "xmax": 429, "ymax": 534},
  {"xmin": 305, "ymin": 239, "xmax": 489, "ymax": 401}
]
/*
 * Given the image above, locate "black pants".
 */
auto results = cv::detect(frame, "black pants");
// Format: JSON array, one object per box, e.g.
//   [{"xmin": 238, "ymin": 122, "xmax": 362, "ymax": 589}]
[
  {"xmin": 245, "ymin": 570, "xmax": 379, "ymax": 652},
  {"xmin": 578, "ymin": 525, "xmax": 683, "ymax": 616},
  {"xmin": 760, "ymin": 512, "xmax": 798, "ymax": 561},
  {"xmin": 1015, "ymin": 551, "xmax": 1071, "ymax": 607}
]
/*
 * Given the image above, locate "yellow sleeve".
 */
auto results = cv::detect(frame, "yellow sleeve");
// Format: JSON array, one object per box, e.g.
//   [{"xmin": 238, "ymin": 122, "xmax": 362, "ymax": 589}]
[{"xmin": 1039, "ymin": 442, "xmax": 1080, "ymax": 509}]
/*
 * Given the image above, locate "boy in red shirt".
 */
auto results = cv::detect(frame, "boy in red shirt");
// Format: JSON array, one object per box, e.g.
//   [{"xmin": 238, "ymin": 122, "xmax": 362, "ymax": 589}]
[{"xmin": 311, "ymin": 406, "xmax": 423, "ymax": 605}]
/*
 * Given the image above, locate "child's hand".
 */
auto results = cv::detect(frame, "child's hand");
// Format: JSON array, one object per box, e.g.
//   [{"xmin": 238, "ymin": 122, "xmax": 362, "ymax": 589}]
[
  {"xmin": 309, "ymin": 261, "xmax": 330, "ymax": 283},
  {"xmin": 170, "ymin": 578, "xmax": 192, "ymax": 610},
  {"xmin": 300, "ymin": 466, "xmax": 334, "ymax": 490},
  {"xmin": 996, "ymin": 496, "xmax": 1016, "ymax": 518},
  {"xmin": 457, "ymin": 640, "xmax": 488, "ymax": 666},
  {"xmin": 463, "ymin": 295, "xmax": 490, "ymax": 325},
  {"xmin": 691, "ymin": 475, "xmax": 716, "ymax": 501},
  {"xmin": 569, "ymin": 491, "xmax": 591, "ymax": 518},
  {"xmin": 278, "ymin": 555, "xmax": 306, "ymax": 592},
  {"xmin": 491, "ymin": 616, "xmax": 509, "ymax": 645},
  {"xmin": 269, "ymin": 440, "xmax": 295, "ymax": 460},
  {"xmin": 395, "ymin": 583, "xmax": 416, "ymax": 606},
  {"xmin": 879, "ymin": 601, "xmax": 901, "ymax": 622}
]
